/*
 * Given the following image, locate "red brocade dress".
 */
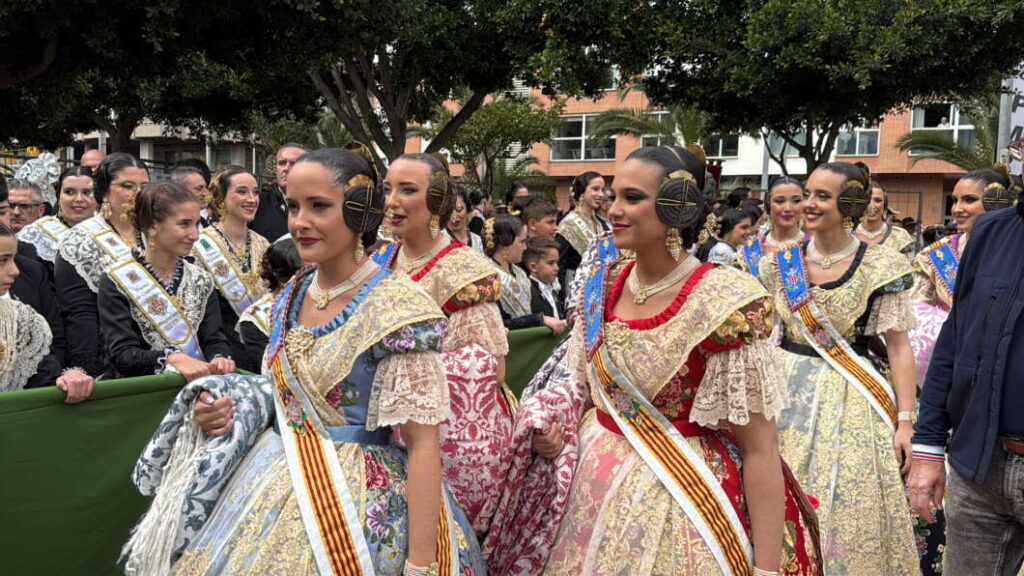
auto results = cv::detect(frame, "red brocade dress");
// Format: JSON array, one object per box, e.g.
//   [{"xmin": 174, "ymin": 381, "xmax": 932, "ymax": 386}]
[{"xmin": 488, "ymin": 259, "xmax": 820, "ymax": 575}]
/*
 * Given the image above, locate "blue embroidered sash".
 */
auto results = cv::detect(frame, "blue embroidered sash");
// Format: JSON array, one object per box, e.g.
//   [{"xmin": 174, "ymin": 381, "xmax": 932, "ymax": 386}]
[
  {"xmin": 925, "ymin": 241, "xmax": 958, "ymax": 302},
  {"xmin": 741, "ymin": 238, "xmax": 764, "ymax": 276}
]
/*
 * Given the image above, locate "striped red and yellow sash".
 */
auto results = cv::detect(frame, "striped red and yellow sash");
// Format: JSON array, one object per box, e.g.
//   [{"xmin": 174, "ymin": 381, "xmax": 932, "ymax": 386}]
[{"xmin": 591, "ymin": 350, "xmax": 752, "ymax": 576}]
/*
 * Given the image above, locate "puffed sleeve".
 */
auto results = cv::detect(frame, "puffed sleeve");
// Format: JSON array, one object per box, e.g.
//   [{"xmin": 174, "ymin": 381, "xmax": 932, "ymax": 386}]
[
  {"xmin": 97, "ymin": 277, "xmax": 164, "ymax": 377},
  {"xmin": 442, "ymin": 275, "xmax": 509, "ymax": 356},
  {"xmin": 690, "ymin": 298, "xmax": 789, "ymax": 427},
  {"xmin": 866, "ymin": 275, "xmax": 918, "ymax": 335},
  {"xmin": 366, "ymin": 319, "xmax": 450, "ymax": 430}
]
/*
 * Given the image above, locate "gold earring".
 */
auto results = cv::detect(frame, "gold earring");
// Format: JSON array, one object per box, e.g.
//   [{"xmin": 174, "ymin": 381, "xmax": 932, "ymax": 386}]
[
  {"xmin": 354, "ymin": 236, "xmax": 365, "ymax": 263},
  {"xmin": 843, "ymin": 217, "xmax": 854, "ymax": 232},
  {"xmin": 429, "ymin": 214, "xmax": 440, "ymax": 239},
  {"xmin": 100, "ymin": 202, "xmax": 112, "ymax": 220},
  {"xmin": 666, "ymin": 228, "xmax": 683, "ymax": 261},
  {"xmin": 501, "ymin": 246, "xmax": 509, "ymax": 261}
]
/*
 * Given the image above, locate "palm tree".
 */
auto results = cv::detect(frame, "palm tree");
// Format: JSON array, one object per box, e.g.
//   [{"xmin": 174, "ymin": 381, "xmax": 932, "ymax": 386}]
[
  {"xmin": 587, "ymin": 86, "xmax": 709, "ymax": 148},
  {"xmin": 895, "ymin": 103, "xmax": 999, "ymax": 171}
]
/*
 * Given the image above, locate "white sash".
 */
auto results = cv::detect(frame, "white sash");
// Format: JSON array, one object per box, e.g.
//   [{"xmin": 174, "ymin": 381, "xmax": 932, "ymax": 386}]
[
  {"xmin": 193, "ymin": 230, "xmax": 255, "ymax": 316},
  {"xmin": 108, "ymin": 260, "xmax": 204, "ymax": 361},
  {"xmin": 17, "ymin": 216, "xmax": 69, "ymax": 262},
  {"xmin": 79, "ymin": 216, "xmax": 133, "ymax": 263}
]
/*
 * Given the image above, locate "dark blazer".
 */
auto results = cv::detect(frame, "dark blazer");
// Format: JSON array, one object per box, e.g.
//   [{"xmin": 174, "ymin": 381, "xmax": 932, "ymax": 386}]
[
  {"xmin": 97, "ymin": 277, "xmax": 233, "ymax": 379},
  {"xmin": 530, "ymin": 278, "xmax": 562, "ymax": 318},
  {"xmin": 914, "ymin": 205, "xmax": 1024, "ymax": 484},
  {"xmin": 11, "ymin": 251, "xmax": 66, "ymax": 367},
  {"xmin": 249, "ymin": 185, "xmax": 288, "ymax": 242}
]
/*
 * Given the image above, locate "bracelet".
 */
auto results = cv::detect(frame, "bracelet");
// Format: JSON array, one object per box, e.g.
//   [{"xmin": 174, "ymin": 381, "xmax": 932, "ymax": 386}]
[
  {"xmin": 753, "ymin": 569, "xmax": 780, "ymax": 576},
  {"xmin": 61, "ymin": 366, "xmax": 87, "ymax": 376},
  {"xmin": 403, "ymin": 561, "xmax": 439, "ymax": 576},
  {"xmin": 898, "ymin": 410, "xmax": 916, "ymax": 423}
]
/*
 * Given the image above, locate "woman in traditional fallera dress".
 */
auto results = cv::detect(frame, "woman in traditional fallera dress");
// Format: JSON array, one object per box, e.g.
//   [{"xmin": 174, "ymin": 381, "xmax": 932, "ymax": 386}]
[
  {"xmin": 125, "ymin": 147, "xmax": 484, "ymax": 576},
  {"xmin": 375, "ymin": 152, "xmax": 511, "ymax": 537},
  {"xmin": 98, "ymin": 181, "xmax": 236, "ymax": 381},
  {"xmin": 758, "ymin": 162, "xmax": 921, "ymax": 575},
  {"xmin": 556, "ymin": 171, "xmax": 610, "ymax": 291},
  {"xmin": 55, "ymin": 153, "xmax": 150, "ymax": 377},
  {"xmin": 192, "ymin": 166, "xmax": 270, "ymax": 372},
  {"xmin": 695, "ymin": 207, "xmax": 754, "ymax": 266},
  {"xmin": 488, "ymin": 145, "xmax": 820, "ymax": 576},
  {"xmin": 0, "ymin": 224, "xmax": 93, "ymax": 398},
  {"xmin": 447, "ymin": 186, "xmax": 484, "ymax": 253},
  {"xmin": 853, "ymin": 180, "xmax": 916, "ymax": 257},
  {"xmin": 236, "ymin": 237, "xmax": 302, "ymax": 365},
  {"xmin": 16, "ymin": 162, "xmax": 97, "ymax": 264},
  {"xmin": 736, "ymin": 177, "xmax": 806, "ymax": 277}
]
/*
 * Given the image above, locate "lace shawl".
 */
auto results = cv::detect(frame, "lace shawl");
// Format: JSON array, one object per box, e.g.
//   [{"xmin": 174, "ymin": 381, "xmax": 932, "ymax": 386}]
[{"xmin": 0, "ymin": 298, "xmax": 52, "ymax": 392}]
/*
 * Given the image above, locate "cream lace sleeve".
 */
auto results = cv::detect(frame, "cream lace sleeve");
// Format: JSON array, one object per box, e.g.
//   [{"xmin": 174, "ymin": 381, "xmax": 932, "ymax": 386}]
[
  {"xmin": 866, "ymin": 290, "xmax": 918, "ymax": 335},
  {"xmin": 367, "ymin": 352, "xmax": 450, "ymax": 430},
  {"xmin": 444, "ymin": 302, "xmax": 509, "ymax": 357},
  {"xmin": 910, "ymin": 270, "xmax": 938, "ymax": 306},
  {"xmin": 690, "ymin": 339, "xmax": 788, "ymax": 427}
]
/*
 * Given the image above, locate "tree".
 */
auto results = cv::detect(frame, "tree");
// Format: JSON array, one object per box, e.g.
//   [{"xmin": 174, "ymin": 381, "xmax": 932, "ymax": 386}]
[
  {"xmin": 258, "ymin": 0, "xmax": 621, "ymax": 175},
  {"xmin": 895, "ymin": 102, "xmax": 1000, "ymax": 171},
  {"xmin": 439, "ymin": 95, "xmax": 564, "ymax": 195},
  {"xmin": 589, "ymin": 98, "xmax": 709, "ymax": 148},
  {"xmin": 608, "ymin": 0, "xmax": 1024, "ymax": 174}
]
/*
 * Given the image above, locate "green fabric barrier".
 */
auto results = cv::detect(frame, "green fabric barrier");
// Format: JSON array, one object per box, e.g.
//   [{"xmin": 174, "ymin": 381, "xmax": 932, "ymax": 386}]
[
  {"xmin": 0, "ymin": 374, "xmax": 185, "ymax": 576},
  {"xmin": 0, "ymin": 329, "xmax": 559, "ymax": 574}
]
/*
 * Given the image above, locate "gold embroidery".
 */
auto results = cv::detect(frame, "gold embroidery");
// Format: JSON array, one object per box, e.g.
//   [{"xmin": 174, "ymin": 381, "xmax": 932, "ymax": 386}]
[{"xmin": 406, "ymin": 245, "xmax": 498, "ymax": 308}]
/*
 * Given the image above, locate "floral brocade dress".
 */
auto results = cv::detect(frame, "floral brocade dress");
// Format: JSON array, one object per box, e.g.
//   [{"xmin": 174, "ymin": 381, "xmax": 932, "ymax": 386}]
[
  {"xmin": 543, "ymin": 261, "xmax": 819, "ymax": 575},
  {"xmin": 172, "ymin": 267, "xmax": 485, "ymax": 575},
  {"xmin": 909, "ymin": 234, "xmax": 960, "ymax": 389},
  {"xmin": 375, "ymin": 240, "xmax": 511, "ymax": 536},
  {"xmin": 759, "ymin": 243, "xmax": 921, "ymax": 575}
]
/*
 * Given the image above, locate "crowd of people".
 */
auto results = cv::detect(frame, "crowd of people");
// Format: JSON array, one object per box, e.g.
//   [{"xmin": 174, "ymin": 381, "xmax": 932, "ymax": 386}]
[{"xmin": 2, "ymin": 140, "xmax": 1023, "ymax": 576}]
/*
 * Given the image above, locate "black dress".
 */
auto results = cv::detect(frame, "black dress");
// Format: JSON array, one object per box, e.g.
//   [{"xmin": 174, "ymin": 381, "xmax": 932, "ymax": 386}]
[
  {"xmin": 97, "ymin": 255, "xmax": 232, "ymax": 379},
  {"xmin": 11, "ymin": 251, "xmax": 66, "ymax": 367},
  {"xmin": 249, "ymin": 185, "xmax": 288, "ymax": 242}
]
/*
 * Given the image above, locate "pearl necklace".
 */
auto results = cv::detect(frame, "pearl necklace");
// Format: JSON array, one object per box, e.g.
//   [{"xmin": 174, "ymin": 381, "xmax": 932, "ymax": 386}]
[
  {"xmin": 308, "ymin": 259, "xmax": 379, "ymax": 310},
  {"xmin": 856, "ymin": 222, "xmax": 886, "ymax": 241},
  {"xmin": 764, "ymin": 230, "xmax": 803, "ymax": 251},
  {"xmin": 627, "ymin": 255, "xmax": 701, "ymax": 305},
  {"xmin": 396, "ymin": 236, "xmax": 450, "ymax": 273},
  {"xmin": 807, "ymin": 238, "xmax": 860, "ymax": 270}
]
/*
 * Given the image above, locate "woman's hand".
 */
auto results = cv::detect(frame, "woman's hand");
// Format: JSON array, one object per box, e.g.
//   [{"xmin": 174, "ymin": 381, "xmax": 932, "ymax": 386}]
[
  {"xmin": 532, "ymin": 421, "xmax": 564, "ymax": 458},
  {"xmin": 194, "ymin": 391, "xmax": 235, "ymax": 436},
  {"xmin": 894, "ymin": 421, "xmax": 914, "ymax": 475},
  {"xmin": 56, "ymin": 369, "xmax": 94, "ymax": 404},
  {"xmin": 209, "ymin": 356, "xmax": 236, "ymax": 375},
  {"xmin": 543, "ymin": 315, "xmax": 568, "ymax": 336},
  {"xmin": 167, "ymin": 353, "xmax": 212, "ymax": 382}
]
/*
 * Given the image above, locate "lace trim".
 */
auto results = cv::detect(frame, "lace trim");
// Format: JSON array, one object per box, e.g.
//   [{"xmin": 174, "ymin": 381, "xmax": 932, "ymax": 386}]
[
  {"xmin": 1, "ymin": 300, "xmax": 52, "ymax": 391},
  {"xmin": 113, "ymin": 261, "xmax": 215, "ymax": 354},
  {"xmin": 367, "ymin": 352, "xmax": 450, "ymax": 430},
  {"xmin": 865, "ymin": 289, "xmax": 918, "ymax": 335},
  {"xmin": 910, "ymin": 269, "xmax": 940, "ymax": 307},
  {"xmin": 689, "ymin": 338, "xmax": 788, "ymax": 427},
  {"xmin": 58, "ymin": 220, "xmax": 108, "ymax": 292},
  {"xmin": 444, "ymin": 302, "xmax": 509, "ymax": 356}
]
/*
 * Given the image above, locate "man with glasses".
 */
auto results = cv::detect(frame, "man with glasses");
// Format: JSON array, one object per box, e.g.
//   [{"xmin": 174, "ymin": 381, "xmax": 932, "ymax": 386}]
[
  {"xmin": 250, "ymin": 142, "xmax": 308, "ymax": 241},
  {"xmin": 7, "ymin": 178, "xmax": 47, "ymax": 233}
]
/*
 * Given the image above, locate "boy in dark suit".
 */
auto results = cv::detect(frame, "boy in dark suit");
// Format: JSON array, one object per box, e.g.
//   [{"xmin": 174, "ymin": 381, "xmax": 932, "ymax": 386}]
[{"xmin": 524, "ymin": 237, "xmax": 563, "ymax": 319}]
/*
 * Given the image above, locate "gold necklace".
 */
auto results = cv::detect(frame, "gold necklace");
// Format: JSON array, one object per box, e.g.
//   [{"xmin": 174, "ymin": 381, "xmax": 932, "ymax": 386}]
[
  {"xmin": 764, "ymin": 230, "xmax": 803, "ymax": 250},
  {"xmin": 308, "ymin": 260, "xmax": 379, "ymax": 310},
  {"xmin": 856, "ymin": 222, "xmax": 886, "ymax": 241},
  {"xmin": 807, "ymin": 238, "xmax": 860, "ymax": 270},
  {"xmin": 627, "ymin": 255, "xmax": 701, "ymax": 305},
  {"xmin": 397, "ymin": 236, "xmax": 450, "ymax": 273}
]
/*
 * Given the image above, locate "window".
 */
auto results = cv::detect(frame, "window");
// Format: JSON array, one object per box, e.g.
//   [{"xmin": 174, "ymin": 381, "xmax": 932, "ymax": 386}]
[
  {"xmin": 766, "ymin": 131, "xmax": 805, "ymax": 158},
  {"xmin": 601, "ymin": 65, "xmax": 621, "ymax": 91},
  {"xmin": 909, "ymin": 103, "xmax": 976, "ymax": 155},
  {"xmin": 700, "ymin": 134, "xmax": 740, "ymax": 158},
  {"xmin": 837, "ymin": 123, "xmax": 880, "ymax": 156},
  {"xmin": 640, "ymin": 112, "xmax": 673, "ymax": 148},
  {"xmin": 550, "ymin": 115, "xmax": 616, "ymax": 161}
]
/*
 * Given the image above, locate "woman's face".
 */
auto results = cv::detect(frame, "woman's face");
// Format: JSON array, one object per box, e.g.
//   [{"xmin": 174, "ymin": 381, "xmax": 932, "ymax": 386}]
[
  {"xmin": 725, "ymin": 217, "xmax": 754, "ymax": 247},
  {"xmin": 505, "ymin": 225, "xmax": 528, "ymax": 264},
  {"xmin": 607, "ymin": 159, "xmax": 669, "ymax": 253},
  {"xmin": 0, "ymin": 235, "xmax": 19, "ymax": 296},
  {"xmin": 581, "ymin": 176, "xmax": 606, "ymax": 212},
  {"xmin": 148, "ymin": 201, "xmax": 201, "ymax": 258},
  {"xmin": 951, "ymin": 178, "xmax": 986, "ymax": 234},
  {"xmin": 224, "ymin": 172, "xmax": 260, "ymax": 223},
  {"xmin": 448, "ymin": 198, "xmax": 468, "ymax": 233},
  {"xmin": 802, "ymin": 169, "xmax": 846, "ymax": 233},
  {"xmin": 107, "ymin": 167, "xmax": 150, "ymax": 220},
  {"xmin": 59, "ymin": 175, "xmax": 97, "ymax": 226},
  {"xmin": 383, "ymin": 159, "xmax": 433, "ymax": 241},
  {"xmin": 864, "ymin": 187, "xmax": 886, "ymax": 224},
  {"xmin": 286, "ymin": 161, "xmax": 358, "ymax": 264},
  {"xmin": 769, "ymin": 183, "xmax": 804, "ymax": 232}
]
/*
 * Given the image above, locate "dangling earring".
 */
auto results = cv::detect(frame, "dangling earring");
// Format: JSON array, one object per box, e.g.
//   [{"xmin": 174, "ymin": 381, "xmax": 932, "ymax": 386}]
[
  {"xmin": 429, "ymin": 214, "xmax": 440, "ymax": 239},
  {"xmin": 843, "ymin": 216, "xmax": 854, "ymax": 233},
  {"xmin": 354, "ymin": 236, "xmax": 365, "ymax": 263},
  {"xmin": 666, "ymin": 228, "xmax": 683, "ymax": 261},
  {"xmin": 500, "ymin": 246, "xmax": 509, "ymax": 262},
  {"xmin": 101, "ymin": 202, "xmax": 112, "ymax": 221}
]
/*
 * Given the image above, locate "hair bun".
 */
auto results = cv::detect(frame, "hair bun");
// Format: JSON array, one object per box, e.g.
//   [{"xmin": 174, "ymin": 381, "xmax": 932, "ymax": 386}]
[
  {"xmin": 684, "ymin": 144, "xmax": 708, "ymax": 168},
  {"xmin": 992, "ymin": 162, "xmax": 1012, "ymax": 181},
  {"xmin": 854, "ymin": 161, "xmax": 872, "ymax": 183}
]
